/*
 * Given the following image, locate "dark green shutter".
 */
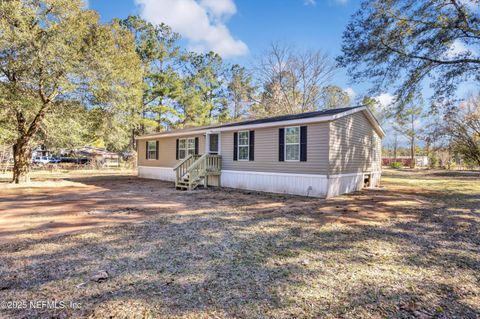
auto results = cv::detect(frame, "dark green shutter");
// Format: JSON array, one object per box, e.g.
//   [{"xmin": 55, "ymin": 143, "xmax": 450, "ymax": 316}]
[
  {"xmin": 194, "ymin": 137, "xmax": 199, "ymax": 155},
  {"xmin": 145, "ymin": 141, "xmax": 148, "ymax": 159},
  {"xmin": 233, "ymin": 132, "xmax": 238, "ymax": 161},
  {"xmin": 155, "ymin": 141, "xmax": 159, "ymax": 160},
  {"xmin": 300, "ymin": 126, "xmax": 307, "ymax": 162},
  {"xmin": 249, "ymin": 131, "xmax": 254, "ymax": 161},
  {"xmin": 279, "ymin": 128, "xmax": 284, "ymax": 161}
]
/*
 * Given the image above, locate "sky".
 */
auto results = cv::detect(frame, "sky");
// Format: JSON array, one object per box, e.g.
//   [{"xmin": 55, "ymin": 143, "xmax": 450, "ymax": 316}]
[
  {"xmin": 86, "ymin": 0, "xmax": 475, "ymax": 147},
  {"xmin": 88, "ymin": 0, "xmax": 368, "ymax": 100}
]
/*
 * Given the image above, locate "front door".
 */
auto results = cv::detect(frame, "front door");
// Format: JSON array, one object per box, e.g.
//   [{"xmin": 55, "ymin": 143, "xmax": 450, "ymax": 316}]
[{"xmin": 208, "ymin": 133, "xmax": 220, "ymax": 155}]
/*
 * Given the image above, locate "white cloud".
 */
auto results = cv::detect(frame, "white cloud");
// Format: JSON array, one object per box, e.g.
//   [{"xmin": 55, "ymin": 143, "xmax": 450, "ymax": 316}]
[
  {"xmin": 344, "ymin": 87, "xmax": 356, "ymax": 99},
  {"xmin": 335, "ymin": 0, "xmax": 348, "ymax": 4},
  {"xmin": 375, "ymin": 93, "xmax": 395, "ymax": 108},
  {"xmin": 457, "ymin": 0, "xmax": 479, "ymax": 9},
  {"xmin": 83, "ymin": 0, "xmax": 89, "ymax": 8},
  {"xmin": 134, "ymin": 0, "xmax": 248, "ymax": 58},
  {"xmin": 199, "ymin": 0, "xmax": 236, "ymax": 19},
  {"xmin": 445, "ymin": 39, "xmax": 473, "ymax": 58},
  {"xmin": 304, "ymin": 0, "xmax": 316, "ymax": 6}
]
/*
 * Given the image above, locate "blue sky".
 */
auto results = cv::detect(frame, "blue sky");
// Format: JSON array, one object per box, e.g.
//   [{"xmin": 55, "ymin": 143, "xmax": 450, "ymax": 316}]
[
  {"xmin": 88, "ymin": 0, "xmax": 478, "ymax": 147},
  {"xmin": 88, "ymin": 0, "xmax": 370, "ymax": 101}
]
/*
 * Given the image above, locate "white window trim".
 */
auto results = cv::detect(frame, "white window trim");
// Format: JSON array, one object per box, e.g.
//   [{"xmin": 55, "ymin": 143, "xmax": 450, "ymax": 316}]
[
  {"xmin": 147, "ymin": 141, "xmax": 157, "ymax": 160},
  {"xmin": 284, "ymin": 126, "xmax": 300, "ymax": 162},
  {"xmin": 237, "ymin": 130, "xmax": 249, "ymax": 161}
]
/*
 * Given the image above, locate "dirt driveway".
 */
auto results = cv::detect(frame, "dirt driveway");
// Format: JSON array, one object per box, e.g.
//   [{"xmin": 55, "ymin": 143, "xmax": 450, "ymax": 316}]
[
  {"xmin": 0, "ymin": 173, "xmax": 416, "ymax": 241},
  {"xmin": 0, "ymin": 170, "xmax": 478, "ymax": 318}
]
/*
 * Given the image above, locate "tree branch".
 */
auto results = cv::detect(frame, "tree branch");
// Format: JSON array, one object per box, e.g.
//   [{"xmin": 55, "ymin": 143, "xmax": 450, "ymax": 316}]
[{"xmin": 379, "ymin": 38, "xmax": 480, "ymax": 65}]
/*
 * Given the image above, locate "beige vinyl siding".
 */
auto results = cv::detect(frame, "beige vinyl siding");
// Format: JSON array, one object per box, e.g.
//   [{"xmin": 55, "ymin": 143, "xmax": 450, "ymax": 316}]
[
  {"xmin": 328, "ymin": 112, "xmax": 382, "ymax": 175},
  {"xmin": 372, "ymin": 130, "xmax": 382, "ymax": 172},
  {"xmin": 221, "ymin": 122, "xmax": 330, "ymax": 175},
  {"xmin": 137, "ymin": 134, "xmax": 205, "ymax": 167}
]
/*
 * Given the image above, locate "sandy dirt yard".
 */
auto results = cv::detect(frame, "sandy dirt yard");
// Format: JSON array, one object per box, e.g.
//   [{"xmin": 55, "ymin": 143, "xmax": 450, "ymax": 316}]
[{"xmin": 0, "ymin": 169, "xmax": 479, "ymax": 318}]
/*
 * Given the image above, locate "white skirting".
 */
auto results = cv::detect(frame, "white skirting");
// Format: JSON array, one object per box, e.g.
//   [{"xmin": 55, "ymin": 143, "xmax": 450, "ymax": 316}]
[
  {"xmin": 221, "ymin": 170, "xmax": 328, "ymax": 197},
  {"xmin": 222, "ymin": 170, "xmax": 381, "ymax": 198},
  {"xmin": 138, "ymin": 166, "xmax": 175, "ymax": 181},
  {"xmin": 326, "ymin": 173, "xmax": 364, "ymax": 198},
  {"xmin": 138, "ymin": 166, "xmax": 381, "ymax": 198},
  {"xmin": 371, "ymin": 171, "xmax": 381, "ymax": 187},
  {"xmin": 326, "ymin": 171, "xmax": 382, "ymax": 198}
]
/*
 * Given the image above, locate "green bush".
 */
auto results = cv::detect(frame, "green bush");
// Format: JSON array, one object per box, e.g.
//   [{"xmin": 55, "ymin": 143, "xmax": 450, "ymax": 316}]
[
  {"xmin": 390, "ymin": 161, "xmax": 402, "ymax": 169},
  {"xmin": 429, "ymin": 155, "xmax": 438, "ymax": 169}
]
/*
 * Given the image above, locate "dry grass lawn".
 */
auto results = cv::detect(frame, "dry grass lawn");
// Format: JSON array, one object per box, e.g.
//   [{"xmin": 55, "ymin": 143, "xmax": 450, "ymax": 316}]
[{"xmin": 0, "ymin": 169, "xmax": 478, "ymax": 318}]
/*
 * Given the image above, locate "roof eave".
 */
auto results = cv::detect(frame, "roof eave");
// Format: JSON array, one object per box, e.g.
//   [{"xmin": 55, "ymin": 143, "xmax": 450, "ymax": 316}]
[
  {"xmin": 360, "ymin": 107, "xmax": 386, "ymax": 138},
  {"xmin": 135, "ymin": 106, "xmax": 385, "ymax": 140}
]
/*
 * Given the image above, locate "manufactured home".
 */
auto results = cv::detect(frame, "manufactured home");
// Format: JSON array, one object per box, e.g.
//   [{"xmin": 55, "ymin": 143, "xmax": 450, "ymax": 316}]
[{"xmin": 136, "ymin": 106, "xmax": 384, "ymax": 198}]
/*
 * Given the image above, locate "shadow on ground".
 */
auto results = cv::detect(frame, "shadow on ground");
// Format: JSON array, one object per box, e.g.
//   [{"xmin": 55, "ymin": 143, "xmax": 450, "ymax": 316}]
[{"xmin": 0, "ymin": 174, "xmax": 478, "ymax": 318}]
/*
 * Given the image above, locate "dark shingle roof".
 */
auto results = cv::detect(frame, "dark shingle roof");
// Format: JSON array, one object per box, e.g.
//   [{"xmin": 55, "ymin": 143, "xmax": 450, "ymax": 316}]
[
  {"xmin": 214, "ymin": 106, "xmax": 363, "ymax": 129},
  {"xmin": 138, "ymin": 124, "xmax": 219, "ymax": 138},
  {"xmin": 138, "ymin": 105, "xmax": 365, "ymax": 138}
]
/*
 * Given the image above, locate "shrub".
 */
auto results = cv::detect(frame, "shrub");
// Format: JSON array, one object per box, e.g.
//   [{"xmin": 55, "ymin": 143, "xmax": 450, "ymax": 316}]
[
  {"xmin": 390, "ymin": 161, "xmax": 402, "ymax": 169},
  {"xmin": 429, "ymin": 155, "xmax": 438, "ymax": 169}
]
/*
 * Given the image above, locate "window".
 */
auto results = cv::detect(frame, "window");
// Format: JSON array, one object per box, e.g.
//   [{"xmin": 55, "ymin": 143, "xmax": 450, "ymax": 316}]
[
  {"xmin": 147, "ymin": 141, "xmax": 157, "ymax": 160},
  {"xmin": 285, "ymin": 126, "xmax": 300, "ymax": 161},
  {"xmin": 238, "ymin": 131, "xmax": 249, "ymax": 161},
  {"xmin": 187, "ymin": 138, "xmax": 195, "ymax": 156},
  {"xmin": 178, "ymin": 138, "xmax": 196, "ymax": 159},
  {"xmin": 178, "ymin": 139, "xmax": 186, "ymax": 159}
]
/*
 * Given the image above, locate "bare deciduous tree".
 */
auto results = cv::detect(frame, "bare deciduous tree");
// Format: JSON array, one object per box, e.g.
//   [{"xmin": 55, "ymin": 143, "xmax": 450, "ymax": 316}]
[
  {"xmin": 253, "ymin": 43, "xmax": 336, "ymax": 116},
  {"xmin": 444, "ymin": 95, "xmax": 480, "ymax": 166}
]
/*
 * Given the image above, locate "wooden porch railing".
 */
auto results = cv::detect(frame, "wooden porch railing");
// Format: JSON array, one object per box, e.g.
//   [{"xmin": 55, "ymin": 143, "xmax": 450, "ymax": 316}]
[
  {"xmin": 173, "ymin": 154, "xmax": 200, "ymax": 188},
  {"xmin": 174, "ymin": 154, "xmax": 221, "ymax": 190}
]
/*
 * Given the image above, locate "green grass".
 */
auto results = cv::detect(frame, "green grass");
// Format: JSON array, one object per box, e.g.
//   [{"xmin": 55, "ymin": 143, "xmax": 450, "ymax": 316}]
[{"xmin": 382, "ymin": 169, "xmax": 480, "ymax": 210}]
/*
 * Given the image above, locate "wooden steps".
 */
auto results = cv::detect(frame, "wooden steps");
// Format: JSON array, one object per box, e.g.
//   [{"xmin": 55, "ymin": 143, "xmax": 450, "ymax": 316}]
[
  {"xmin": 175, "ymin": 176, "xmax": 204, "ymax": 190},
  {"xmin": 173, "ymin": 154, "xmax": 221, "ymax": 191}
]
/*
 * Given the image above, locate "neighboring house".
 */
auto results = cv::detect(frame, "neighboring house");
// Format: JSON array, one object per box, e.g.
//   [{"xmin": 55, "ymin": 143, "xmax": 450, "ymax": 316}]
[
  {"xmin": 382, "ymin": 156, "xmax": 429, "ymax": 167},
  {"xmin": 136, "ymin": 106, "xmax": 384, "ymax": 198},
  {"xmin": 32, "ymin": 145, "xmax": 50, "ymax": 158},
  {"xmin": 68, "ymin": 147, "xmax": 120, "ymax": 167}
]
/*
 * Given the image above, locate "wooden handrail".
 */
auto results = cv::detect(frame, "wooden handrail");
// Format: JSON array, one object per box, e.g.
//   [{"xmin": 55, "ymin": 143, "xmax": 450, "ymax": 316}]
[
  {"xmin": 186, "ymin": 154, "xmax": 207, "ymax": 171},
  {"xmin": 175, "ymin": 154, "xmax": 221, "ymax": 190},
  {"xmin": 173, "ymin": 154, "xmax": 193, "ymax": 170}
]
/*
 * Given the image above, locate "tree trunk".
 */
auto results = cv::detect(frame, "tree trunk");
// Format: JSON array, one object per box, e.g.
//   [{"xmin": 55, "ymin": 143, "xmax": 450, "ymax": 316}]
[
  {"xmin": 410, "ymin": 135, "xmax": 415, "ymax": 168},
  {"xmin": 12, "ymin": 139, "xmax": 32, "ymax": 184},
  {"xmin": 409, "ymin": 112, "xmax": 416, "ymax": 169},
  {"xmin": 130, "ymin": 128, "xmax": 136, "ymax": 150},
  {"xmin": 393, "ymin": 134, "xmax": 398, "ymax": 160}
]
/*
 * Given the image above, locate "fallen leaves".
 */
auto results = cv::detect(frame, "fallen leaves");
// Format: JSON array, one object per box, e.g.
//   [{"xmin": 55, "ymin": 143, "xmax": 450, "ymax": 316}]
[{"xmin": 0, "ymin": 170, "xmax": 478, "ymax": 318}]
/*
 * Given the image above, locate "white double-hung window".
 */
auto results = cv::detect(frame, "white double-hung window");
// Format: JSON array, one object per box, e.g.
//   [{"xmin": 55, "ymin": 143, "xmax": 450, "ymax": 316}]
[
  {"xmin": 178, "ymin": 138, "xmax": 196, "ymax": 159},
  {"xmin": 187, "ymin": 138, "xmax": 195, "ymax": 156},
  {"xmin": 285, "ymin": 126, "xmax": 300, "ymax": 161},
  {"xmin": 238, "ymin": 131, "xmax": 249, "ymax": 161},
  {"xmin": 147, "ymin": 141, "xmax": 157, "ymax": 160},
  {"xmin": 178, "ymin": 139, "xmax": 186, "ymax": 159}
]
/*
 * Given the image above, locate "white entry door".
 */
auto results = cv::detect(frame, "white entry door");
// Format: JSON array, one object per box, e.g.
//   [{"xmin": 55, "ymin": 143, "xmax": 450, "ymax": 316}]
[{"xmin": 207, "ymin": 133, "xmax": 220, "ymax": 155}]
